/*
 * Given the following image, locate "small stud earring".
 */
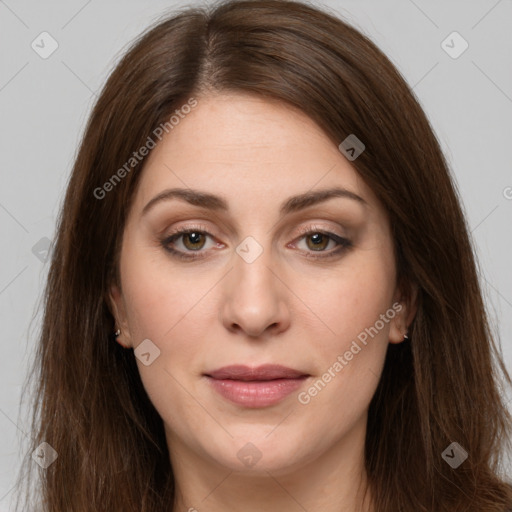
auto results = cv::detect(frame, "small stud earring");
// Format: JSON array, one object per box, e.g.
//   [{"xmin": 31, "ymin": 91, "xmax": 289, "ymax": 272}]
[
  {"xmin": 403, "ymin": 333, "xmax": 409, "ymax": 340},
  {"xmin": 113, "ymin": 328, "xmax": 129, "ymax": 349}
]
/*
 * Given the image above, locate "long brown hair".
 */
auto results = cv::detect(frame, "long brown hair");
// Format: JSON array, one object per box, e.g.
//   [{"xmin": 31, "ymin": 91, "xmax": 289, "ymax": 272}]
[{"xmin": 15, "ymin": 0, "xmax": 512, "ymax": 510}]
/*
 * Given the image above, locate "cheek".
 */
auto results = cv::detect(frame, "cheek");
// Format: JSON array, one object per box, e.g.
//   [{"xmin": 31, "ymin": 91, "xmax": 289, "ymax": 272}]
[
  {"xmin": 119, "ymin": 258, "xmax": 212, "ymax": 434},
  {"xmin": 295, "ymin": 278, "xmax": 393, "ymax": 429},
  {"xmin": 305, "ymin": 253, "xmax": 395, "ymax": 356},
  {"xmin": 119, "ymin": 238, "xmax": 196, "ymax": 337},
  {"xmin": 295, "ymin": 252, "xmax": 395, "ymax": 416},
  {"xmin": 119, "ymin": 244, "xmax": 219, "ymax": 381}
]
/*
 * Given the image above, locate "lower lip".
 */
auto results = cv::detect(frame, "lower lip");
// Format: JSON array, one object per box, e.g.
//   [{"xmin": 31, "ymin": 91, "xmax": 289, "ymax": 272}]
[{"xmin": 205, "ymin": 376, "xmax": 308, "ymax": 408}]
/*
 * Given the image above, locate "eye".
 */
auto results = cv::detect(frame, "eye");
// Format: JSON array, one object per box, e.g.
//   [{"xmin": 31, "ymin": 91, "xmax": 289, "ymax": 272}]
[
  {"xmin": 160, "ymin": 224, "xmax": 220, "ymax": 261},
  {"xmin": 291, "ymin": 224, "xmax": 352, "ymax": 260}
]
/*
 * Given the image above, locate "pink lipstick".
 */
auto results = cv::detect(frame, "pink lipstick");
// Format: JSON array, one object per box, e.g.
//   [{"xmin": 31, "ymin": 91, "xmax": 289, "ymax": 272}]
[{"xmin": 204, "ymin": 364, "xmax": 309, "ymax": 408}]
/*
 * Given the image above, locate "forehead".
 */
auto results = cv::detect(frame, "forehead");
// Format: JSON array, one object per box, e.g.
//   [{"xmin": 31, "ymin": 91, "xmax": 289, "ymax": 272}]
[{"xmin": 132, "ymin": 92, "xmax": 380, "ymax": 217}]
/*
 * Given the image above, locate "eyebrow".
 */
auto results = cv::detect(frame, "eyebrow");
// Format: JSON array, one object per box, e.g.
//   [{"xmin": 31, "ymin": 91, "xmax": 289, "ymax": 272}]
[{"xmin": 141, "ymin": 186, "xmax": 367, "ymax": 217}]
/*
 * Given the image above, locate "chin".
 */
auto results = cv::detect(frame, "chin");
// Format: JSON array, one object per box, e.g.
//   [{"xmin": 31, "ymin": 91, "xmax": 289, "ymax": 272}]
[{"xmin": 199, "ymin": 426, "xmax": 310, "ymax": 474}]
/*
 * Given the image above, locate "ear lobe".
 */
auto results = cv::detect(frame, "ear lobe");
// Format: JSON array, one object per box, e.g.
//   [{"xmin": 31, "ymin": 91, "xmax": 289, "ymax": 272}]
[{"xmin": 107, "ymin": 283, "xmax": 132, "ymax": 348}]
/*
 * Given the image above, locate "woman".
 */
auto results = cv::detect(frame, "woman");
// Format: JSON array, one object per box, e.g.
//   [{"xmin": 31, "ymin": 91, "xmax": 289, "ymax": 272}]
[{"xmin": 15, "ymin": 0, "xmax": 512, "ymax": 510}]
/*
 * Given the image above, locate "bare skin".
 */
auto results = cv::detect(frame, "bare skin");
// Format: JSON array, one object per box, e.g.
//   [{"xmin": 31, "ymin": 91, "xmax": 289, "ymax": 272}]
[{"xmin": 109, "ymin": 92, "xmax": 416, "ymax": 512}]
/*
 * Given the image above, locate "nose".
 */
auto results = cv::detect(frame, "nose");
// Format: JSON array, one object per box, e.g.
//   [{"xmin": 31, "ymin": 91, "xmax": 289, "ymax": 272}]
[{"xmin": 220, "ymin": 240, "xmax": 291, "ymax": 338}]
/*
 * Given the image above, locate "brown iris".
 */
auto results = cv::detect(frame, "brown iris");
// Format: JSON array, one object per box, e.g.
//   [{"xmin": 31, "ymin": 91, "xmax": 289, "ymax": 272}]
[
  {"xmin": 182, "ymin": 232, "xmax": 206, "ymax": 250},
  {"xmin": 305, "ymin": 232, "xmax": 329, "ymax": 251}
]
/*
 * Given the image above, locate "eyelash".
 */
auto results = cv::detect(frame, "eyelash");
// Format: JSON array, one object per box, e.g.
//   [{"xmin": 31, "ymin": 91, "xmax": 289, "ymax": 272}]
[{"xmin": 160, "ymin": 223, "xmax": 352, "ymax": 261}]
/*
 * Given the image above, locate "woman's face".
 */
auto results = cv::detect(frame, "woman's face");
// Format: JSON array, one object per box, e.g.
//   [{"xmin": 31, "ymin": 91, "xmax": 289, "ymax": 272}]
[{"xmin": 110, "ymin": 92, "xmax": 410, "ymax": 476}]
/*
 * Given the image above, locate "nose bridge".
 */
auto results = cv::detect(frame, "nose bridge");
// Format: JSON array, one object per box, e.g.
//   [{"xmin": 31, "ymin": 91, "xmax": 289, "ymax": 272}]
[
  {"xmin": 221, "ymin": 232, "xmax": 288, "ymax": 336},
  {"xmin": 232, "ymin": 233, "xmax": 279, "ymax": 297}
]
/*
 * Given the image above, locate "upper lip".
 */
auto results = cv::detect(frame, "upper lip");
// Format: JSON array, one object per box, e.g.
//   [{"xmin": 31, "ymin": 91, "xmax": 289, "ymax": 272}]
[{"xmin": 205, "ymin": 364, "xmax": 309, "ymax": 381}]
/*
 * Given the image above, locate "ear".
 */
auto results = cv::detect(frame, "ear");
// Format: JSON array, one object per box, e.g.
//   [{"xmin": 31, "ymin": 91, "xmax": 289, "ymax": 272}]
[
  {"xmin": 107, "ymin": 282, "xmax": 133, "ymax": 349},
  {"xmin": 388, "ymin": 281, "xmax": 418, "ymax": 344}
]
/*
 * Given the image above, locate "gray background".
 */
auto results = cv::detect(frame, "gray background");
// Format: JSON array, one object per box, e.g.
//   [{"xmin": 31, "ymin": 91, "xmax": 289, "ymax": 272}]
[{"xmin": 1, "ymin": 0, "xmax": 511, "ymax": 507}]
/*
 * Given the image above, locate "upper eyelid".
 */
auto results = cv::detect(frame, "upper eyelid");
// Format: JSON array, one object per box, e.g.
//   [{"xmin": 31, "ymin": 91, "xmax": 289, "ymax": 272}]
[
  {"xmin": 166, "ymin": 223, "xmax": 345, "ymax": 241},
  {"xmin": 295, "ymin": 224, "xmax": 340, "ymax": 235}
]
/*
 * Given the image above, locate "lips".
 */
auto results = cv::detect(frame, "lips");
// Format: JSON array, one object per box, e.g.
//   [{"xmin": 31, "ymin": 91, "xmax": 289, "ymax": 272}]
[
  {"xmin": 204, "ymin": 364, "xmax": 310, "ymax": 408},
  {"xmin": 205, "ymin": 364, "xmax": 308, "ymax": 381}
]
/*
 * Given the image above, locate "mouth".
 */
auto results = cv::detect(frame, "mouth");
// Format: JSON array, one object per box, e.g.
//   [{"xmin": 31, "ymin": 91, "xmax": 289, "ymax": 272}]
[{"xmin": 203, "ymin": 364, "xmax": 310, "ymax": 408}]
